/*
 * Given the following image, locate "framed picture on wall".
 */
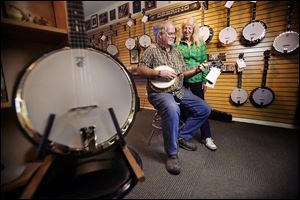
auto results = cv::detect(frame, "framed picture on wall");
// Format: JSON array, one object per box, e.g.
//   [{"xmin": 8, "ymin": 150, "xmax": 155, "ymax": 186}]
[
  {"xmin": 118, "ymin": 2, "xmax": 129, "ymax": 19},
  {"xmin": 144, "ymin": 1, "xmax": 156, "ymax": 11},
  {"xmin": 130, "ymin": 49, "xmax": 139, "ymax": 64},
  {"xmin": 110, "ymin": 9, "xmax": 116, "ymax": 21},
  {"xmin": 91, "ymin": 14, "xmax": 98, "ymax": 29},
  {"xmin": 133, "ymin": 1, "xmax": 141, "ymax": 14},
  {"xmin": 99, "ymin": 12, "xmax": 108, "ymax": 26}
]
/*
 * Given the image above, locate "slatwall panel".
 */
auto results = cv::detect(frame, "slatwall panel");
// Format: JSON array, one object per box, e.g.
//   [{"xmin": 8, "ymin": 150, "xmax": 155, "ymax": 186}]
[{"xmin": 87, "ymin": 1, "xmax": 299, "ymax": 126}]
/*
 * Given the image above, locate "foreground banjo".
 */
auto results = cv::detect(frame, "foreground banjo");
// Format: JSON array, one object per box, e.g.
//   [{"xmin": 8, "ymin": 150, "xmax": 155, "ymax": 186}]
[
  {"xmin": 230, "ymin": 53, "xmax": 248, "ymax": 106},
  {"xmin": 242, "ymin": 1, "xmax": 267, "ymax": 45},
  {"xmin": 198, "ymin": 1, "xmax": 214, "ymax": 43},
  {"xmin": 219, "ymin": 4, "xmax": 237, "ymax": 45},
  {"xmin": 139, "ymin": 9, "xmax": 151, "ymax": 48},
  {"xmin": 14, "ymin": 1, "xmax": 138, "ymax": 156},
  {"xmin": 125, "ymin": 14, "xmax": 136, "ymax": 50},
  {"xmin": 250, "ymin": 50, "xmax": 275, "ymax": 107},
  {"xmin": 273, "ymin": 1, "xmax": 299, "ymax": 54}
]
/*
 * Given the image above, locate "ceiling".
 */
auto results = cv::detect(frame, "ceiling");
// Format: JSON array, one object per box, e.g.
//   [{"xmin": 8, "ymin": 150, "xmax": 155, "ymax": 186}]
[{"xmin": 83, "ymin": 1, "xmax": 116, "ymax": 17}]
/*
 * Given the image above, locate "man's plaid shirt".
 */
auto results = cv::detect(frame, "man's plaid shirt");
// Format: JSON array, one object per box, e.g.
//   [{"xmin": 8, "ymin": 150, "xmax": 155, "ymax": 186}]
[{"xmin": 139, "ymin": 44, "xmax": 188, "ymax": 100}]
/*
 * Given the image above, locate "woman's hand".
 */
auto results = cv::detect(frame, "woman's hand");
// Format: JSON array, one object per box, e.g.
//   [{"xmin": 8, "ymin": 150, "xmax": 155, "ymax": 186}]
[
  {"xmin": 196, "ymin": 62, "xmax": 209, "ymax": 73},
  {"xmin": 202, "ymin": 83, "xmax": 208, "ymax": 92}
]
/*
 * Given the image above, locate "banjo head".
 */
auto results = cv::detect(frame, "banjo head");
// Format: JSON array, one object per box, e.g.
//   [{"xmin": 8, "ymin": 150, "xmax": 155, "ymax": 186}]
[
  {"xmin": 106, "ymin": 44, "xmax": 119, "ymax": 56},
  {"xmin": 150, "ymin": 65, "xmax": 176, "ymax": 89},
  {"xmin": 218, "ymin": 26, "xmax": 237, "ymax": 44},
  {"xmin": 139, "ymin": 35, "xmax": 151, "ymax": 48},
  {"xmin": 230, "ymin": 88, "xmax": 248, "ymax": 105},
  {"xmin": 14, "ymin": 48, "xmax": 137, "ymax": 156},
  {"xmin": 242, "ymin": 20, "xmax": 267, "ymax": 44},
  {"xmin": 273, "ymin": 31, "xmax": 299, "ymax": 53},
  {"xmin": 199, "ymin": 25, "xmax": 214, "ymax": 43},
  {"xmin": 125, "ymin": 38, "xmax": 136, "ymax": 50},
  {"xmin": 250, "ymin": 87, "xmax": 275, "ymax": 107}
]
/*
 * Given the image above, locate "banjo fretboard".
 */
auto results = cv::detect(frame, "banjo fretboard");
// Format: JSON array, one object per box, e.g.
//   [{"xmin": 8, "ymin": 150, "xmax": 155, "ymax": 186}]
[
  {"xmin": 67, "ymin": 1, "xmax": 88, "ymax": 48},
  {"xmin": 251, "ymin": 2, "xmax": 257, "ymax": 21},
  {"xmin": 261, "ymin": 50, "xmax": 270, "ymax": 87}
]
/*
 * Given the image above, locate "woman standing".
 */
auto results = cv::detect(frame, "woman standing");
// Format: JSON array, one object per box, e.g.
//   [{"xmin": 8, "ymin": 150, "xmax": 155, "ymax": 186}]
[{"xmin": 174, "ymin": 17, "xmax": 217, "ymax": 150}]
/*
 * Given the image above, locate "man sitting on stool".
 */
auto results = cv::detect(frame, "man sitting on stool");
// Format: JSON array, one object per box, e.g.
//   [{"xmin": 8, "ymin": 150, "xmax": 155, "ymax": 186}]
[{"xmin": 137, "ymin": 20, "xmax": 211, "ymax": 175}]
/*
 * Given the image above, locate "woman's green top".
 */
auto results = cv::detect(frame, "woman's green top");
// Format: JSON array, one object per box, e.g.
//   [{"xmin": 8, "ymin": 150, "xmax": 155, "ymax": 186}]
[{"xmin": 173, "ymin": 40, "xmax": 208, "ymax": 83}]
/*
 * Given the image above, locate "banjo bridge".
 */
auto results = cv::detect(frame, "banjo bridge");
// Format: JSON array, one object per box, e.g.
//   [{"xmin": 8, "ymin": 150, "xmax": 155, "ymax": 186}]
[{"xmin": 69, "ymin": 105, "xmax": 98, "ymax": 112}]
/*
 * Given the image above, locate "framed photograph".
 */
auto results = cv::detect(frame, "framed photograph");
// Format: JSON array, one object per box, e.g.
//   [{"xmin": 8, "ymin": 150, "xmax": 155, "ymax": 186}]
[
  {"xmin": 133, "ymin": 1, "xmax": 141, "ymax": 14},
  {"xmin": 130, "ymin": 49, "xmax": 139, "ymax": 64},
  {"xmin": 99, "ymin": 12, "xmax": 108, "ymax": 26},
  {"xmin": 110, "ymin": 9, "xmax": 116, "ymax": 21},
  {"xmin": 91, "ymin": 14, "xmax": 98, "ymax": 29},
  {"xmin": 144, "ymin": 1, "xmax": 156, "ymax": 11},
  {"xmin": 118, "ymin": 2, "xmax": 129, "ymax": 19}
]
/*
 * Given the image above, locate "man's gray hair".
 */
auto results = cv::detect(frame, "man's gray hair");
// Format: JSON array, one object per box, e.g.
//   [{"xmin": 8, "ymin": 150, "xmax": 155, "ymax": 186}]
[{"xmin": 157, "ymin": 20, "xmax": 174, "ymax": 35}]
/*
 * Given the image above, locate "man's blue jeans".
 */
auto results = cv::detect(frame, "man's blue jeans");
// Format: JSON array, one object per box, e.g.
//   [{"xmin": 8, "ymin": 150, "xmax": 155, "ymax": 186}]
[{"xmin": 148, "ymin": 88, "xmax": 211, "ymax": 156}]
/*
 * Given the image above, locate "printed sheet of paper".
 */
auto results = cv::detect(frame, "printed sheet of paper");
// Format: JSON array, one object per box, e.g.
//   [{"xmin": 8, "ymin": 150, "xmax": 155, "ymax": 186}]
[{"xmin": 205, "ymin": 67, "xmax": 221, "ymax": 88}]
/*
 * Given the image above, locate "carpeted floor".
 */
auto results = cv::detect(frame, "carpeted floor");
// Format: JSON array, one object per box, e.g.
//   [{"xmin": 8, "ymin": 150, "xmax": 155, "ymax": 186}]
[{"xmin": 124, "ymin": 109, "xmax": 299, "ymax": 199}]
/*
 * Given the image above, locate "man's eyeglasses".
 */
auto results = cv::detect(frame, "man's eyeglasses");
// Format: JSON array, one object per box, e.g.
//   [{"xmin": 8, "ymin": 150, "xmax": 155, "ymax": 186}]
[{"xmin": 165, "ymin": 31, "xmax": 176, "ymax": 37}]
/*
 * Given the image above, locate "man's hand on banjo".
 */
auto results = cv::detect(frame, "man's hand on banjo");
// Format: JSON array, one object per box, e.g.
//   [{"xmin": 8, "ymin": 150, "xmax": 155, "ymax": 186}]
[{"xmin": 157, "ymin": 69, "xmax": 177, "ymax": 81}]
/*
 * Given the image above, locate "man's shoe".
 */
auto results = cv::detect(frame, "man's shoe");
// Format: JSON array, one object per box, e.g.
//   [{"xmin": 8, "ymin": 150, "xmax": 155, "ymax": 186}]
[
  {"xmin": 202, "ymin": 137, "xmax": 217, "ymax": 151},
  {"xmin": 166, "ymin": 155, "xmax": 181, "ymax": 175},
  {"xmin": 178, "ymin": 138, "xmax": 197, "ymax": 151}
]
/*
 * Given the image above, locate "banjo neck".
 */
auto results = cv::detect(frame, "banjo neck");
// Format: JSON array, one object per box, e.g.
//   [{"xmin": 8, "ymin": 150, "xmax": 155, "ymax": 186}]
[
  {"xmin": 286, "ymin": 1, "xmax": 294, "ymax": 31},
  {"xmin": 261, "ymin": 50, "xmax": 270, "ymax": 87},
  {"xmin": 201, "ymin": 2, "xmax": 205, "ymax": 27},
  {"xmin": 237, "ymin": 53, "xmax": 244, "ymax": 88},
  {"xmin": 142, "ymin": 9, "xmax": 146, "ymax": 35},
  {"xmin": 67, "ymin": 1, "xmax": 88, "ymax": 48},
  {"xmin": 110, "ymin": 25, "xmax": 116, "ymax": 45},
  {"xmin": 251, "ymin": 2, "xmax": 257, "ymax": 22},
  {"xmin": 226, "ymin": 8, "xmax": 231, "ymax": 27},
  {"xmin": 128, "ymin": 14, "xmax": 133, "ymax": 38},
  {"xmin": 237, "ymin": 71, "xmax": 243, "ymax": 88},
  {"xmin": 100, "ymin": 32, "xmax": 104, "ymax": 49}
]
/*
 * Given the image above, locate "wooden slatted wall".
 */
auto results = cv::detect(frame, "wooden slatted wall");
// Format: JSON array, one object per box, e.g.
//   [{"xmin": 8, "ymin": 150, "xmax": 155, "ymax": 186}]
[{"xmin": 87, "ymin": 1, "xmax": 299, "ymax": 126}]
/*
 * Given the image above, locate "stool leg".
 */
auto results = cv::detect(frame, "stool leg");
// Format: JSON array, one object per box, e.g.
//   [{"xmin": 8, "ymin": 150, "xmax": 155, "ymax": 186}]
[{"xmin": 148, "ymin": 130, "xmax": 156, "ymax": 146}]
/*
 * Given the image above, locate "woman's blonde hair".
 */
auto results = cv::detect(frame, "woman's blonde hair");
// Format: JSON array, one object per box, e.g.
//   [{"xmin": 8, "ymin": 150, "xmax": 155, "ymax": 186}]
[{"xmin": 175, "ymin": 17, "xmax": 204, "ymax": 47}]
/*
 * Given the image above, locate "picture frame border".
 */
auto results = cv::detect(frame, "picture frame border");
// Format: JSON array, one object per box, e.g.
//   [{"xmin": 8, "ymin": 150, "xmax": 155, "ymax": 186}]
[
  {"xmin": 133, "ymin": 1, "xmax": 141, "ymax": 14},
  {"xmin": 91, "ymin": 14, "xmax": 98, "ymax": 29},
  {"xmin": 130, "ymin": 49, "xmax": 140, "ymax": 64},
  {"xmin": 118, "ymin": 2, "xmax": 130, "ymax": 19},
  {"xmin": 99, "ymin": 12, "xmax": 108, "ymax": 26},
  {"xmin": 109, "ymin": 9, "xmax": 116, "ymax": 21},
  {"xmin": 144, "ymin": 1, "xmax": 157, "ymax": 11}
]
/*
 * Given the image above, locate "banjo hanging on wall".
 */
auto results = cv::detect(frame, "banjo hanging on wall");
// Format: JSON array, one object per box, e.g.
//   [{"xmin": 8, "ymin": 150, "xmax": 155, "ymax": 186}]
[
  {"xmin": 138, "ymin": 9, "xmax": 151, "ymax": 48},
  {"xmin": 230, "ymin": 53, "xmax": 248, "ymax": 106},
  {"xmin": 125, "ymin": 14, "xmax": 136, "ymax": 51},
  {"xmin": 273, "ymin": 1, "xmax": 299, "ymax": 54},
  {"xmin": 241, "ymin": 1, "xmax": 267, "ymax": 45},
  {"xmin": 218, "ymin": 2, "xmax": 237, "ymax": 45},
  {"xmin": 250, "ymin": 50, "xmax": 275, "ymax": 108},
  {"xmin": 198, "ymin": 1, "xmax": 214, "ymax": 44},
  {"xmin": 106, "ymin": 25, "xmax": 119, "ymax": 56}
]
